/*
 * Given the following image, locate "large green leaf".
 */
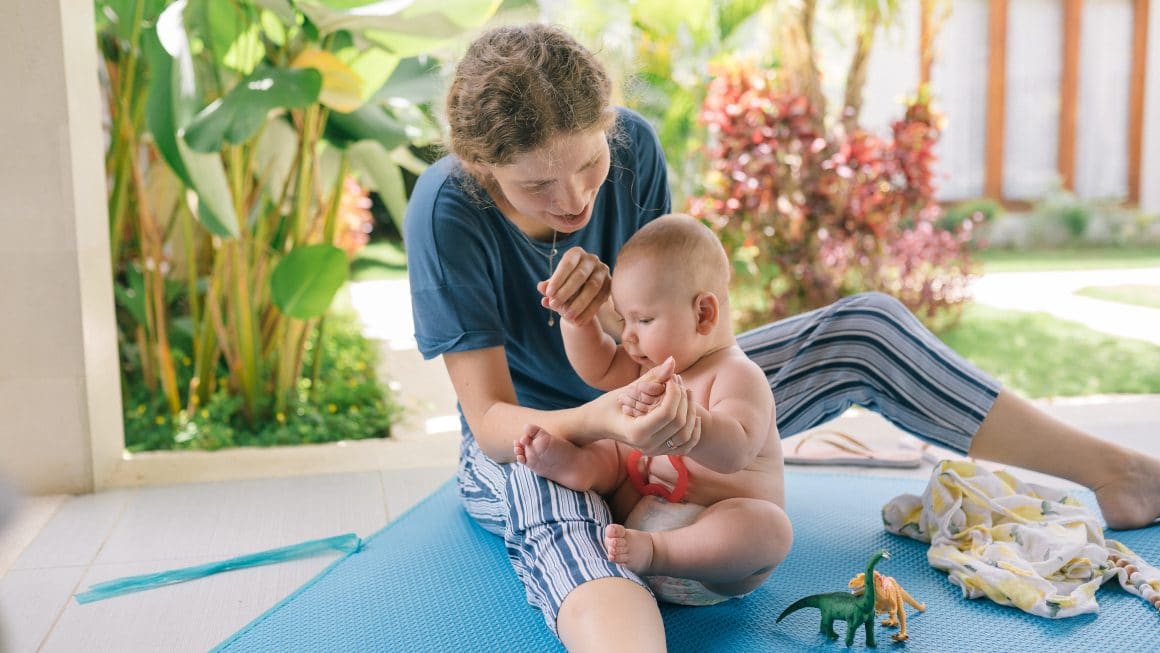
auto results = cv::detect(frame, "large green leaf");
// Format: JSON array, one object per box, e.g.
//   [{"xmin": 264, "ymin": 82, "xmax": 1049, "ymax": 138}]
[
  {"xmin": 325, "ymin": 102, "xmax": 409, "ymax": 151},
  {"xmin": 146, "ymin": 1, "xmax": 202, "ymax": 187},
  {"xmin": 253, "ymin": 116, "xmax": 299, "ymax": 202},
  {"xmin": 144, "ymin": 31, "xmax": 193, "ymax": 187},
  {"xmin": 251, "ymin": 0, "xmax": 296, "ymax": 24},
  {"xmin": 374, "ymin": 55, "xmax": 442, "ymax": 104},
  {"xmin": 113, "ymin": 266, "xmax": 148, "ymax": 328},
  {"xmin": 717, "ymin": 0, "xmax": 768, "ymax": 42},
  {"xmin": 347, "ymin": 141, "xmax": 408, "ymax": 233},
  {"xmin": 204, "ymin": 0, "xmax": 264, "ymax": 74},
  {"xmin": 176, "ymin": 137, "xmax": 241, "ymax": 237},
  {"xmin": 297, "ymin": 0, "xmax": 499, "ymax": 39},
  {"xmin": 634, "ymin": 0, "xmax": 713, "ymax": 43},
  {"xmin": 183, "ymin": 67, "xmax": 323, "ymax": 152},
  {"xmin": 270, "ymin": 244, "xmax": 349, "ymax": 319},
  {"xmin": 339, "ymin": 46, "xmax": 400, "ymax": 103},
  {"xmin": 151, "ymin": 0, "xmax": 236, "ymax": 236},
  {"xmin": 95, "ymin": 0, "xmax": 170, "ymax": 41}
]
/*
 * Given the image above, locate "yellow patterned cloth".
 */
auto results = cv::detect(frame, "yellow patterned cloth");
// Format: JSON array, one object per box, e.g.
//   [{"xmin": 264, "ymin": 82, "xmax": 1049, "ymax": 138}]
[{"xmin": 882, "ymin": 460, "xmax": 1160, "ymax": 618}]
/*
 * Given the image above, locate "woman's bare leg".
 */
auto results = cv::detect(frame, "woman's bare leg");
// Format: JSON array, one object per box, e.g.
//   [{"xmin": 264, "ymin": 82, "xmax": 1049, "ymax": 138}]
[
  {"xmin": 556, "ymin": 578, "xmax": 666, "ymax": 653},
  {"xmin": 968, "ymin": 390, "xmax": 1160, "ymax": 529}
]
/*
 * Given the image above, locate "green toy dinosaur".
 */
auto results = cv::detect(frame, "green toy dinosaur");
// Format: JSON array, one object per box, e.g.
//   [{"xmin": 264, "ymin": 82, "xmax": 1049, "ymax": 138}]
[{"xmin": 776, "ymin": 550, "xmax": 890, "ymax": 647}]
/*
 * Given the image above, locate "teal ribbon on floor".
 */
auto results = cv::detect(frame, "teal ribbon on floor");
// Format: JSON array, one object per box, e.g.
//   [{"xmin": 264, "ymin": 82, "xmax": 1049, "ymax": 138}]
[{"xmin": 74, "ymin": 533, "xmax": 362, "ymax": 604}]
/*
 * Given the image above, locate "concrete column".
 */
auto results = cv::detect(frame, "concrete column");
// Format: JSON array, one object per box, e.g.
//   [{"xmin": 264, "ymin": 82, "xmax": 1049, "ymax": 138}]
[
  {"xmin": 0, "ymin": 0, "xmax": 123, "ymax": 494},
  {"xmin": 1141, "ymin": 0, "xmax": 1160, "ymax": 213}
]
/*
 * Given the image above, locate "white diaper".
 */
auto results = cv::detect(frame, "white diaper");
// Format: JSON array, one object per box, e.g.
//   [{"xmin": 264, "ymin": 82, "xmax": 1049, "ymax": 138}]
[{"xmin": 623, "ymin": 495, "xmax": 739, "ymax": 606}]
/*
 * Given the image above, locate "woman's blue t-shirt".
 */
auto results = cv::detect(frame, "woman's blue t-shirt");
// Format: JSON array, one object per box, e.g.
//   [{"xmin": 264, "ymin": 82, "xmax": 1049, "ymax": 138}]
[{"xmin": 404, "ymin": 108, "xmax": 671, "ymax": 412}]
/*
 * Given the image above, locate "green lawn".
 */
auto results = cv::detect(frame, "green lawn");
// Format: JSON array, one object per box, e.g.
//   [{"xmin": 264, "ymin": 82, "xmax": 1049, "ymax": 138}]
[
  {"xmin": 977, "ymin": 247, "xmax": 1160, "ymax": 273},
  {"xmin": 939, "ymin": 304, "xmax": 1160, "ymax": 398},
  {"xmin": 1075, "ymin": 284, "xmax": 1160, "ymax": 309}
]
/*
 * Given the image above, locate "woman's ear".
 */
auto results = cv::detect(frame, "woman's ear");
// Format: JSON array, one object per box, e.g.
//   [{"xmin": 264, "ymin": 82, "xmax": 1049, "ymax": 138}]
[
  {"xmin": 694, "ymin": 292, "xmax": 719, "ymax": 335},
  {"xmin": 462, "ymin": 160, "xmax": 491, "ymax": 182}
]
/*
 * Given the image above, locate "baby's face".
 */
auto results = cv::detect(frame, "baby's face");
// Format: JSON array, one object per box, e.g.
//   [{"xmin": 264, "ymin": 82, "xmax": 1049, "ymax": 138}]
[{"xmin": 611, "ymin": 259, "xmax": 702, "ymax": 371}]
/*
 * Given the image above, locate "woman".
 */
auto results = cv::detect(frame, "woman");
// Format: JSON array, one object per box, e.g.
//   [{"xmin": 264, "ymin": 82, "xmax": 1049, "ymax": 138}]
[{"xmin": 404, "ymin": 23, "xmax": 1160, "ymax": 652}]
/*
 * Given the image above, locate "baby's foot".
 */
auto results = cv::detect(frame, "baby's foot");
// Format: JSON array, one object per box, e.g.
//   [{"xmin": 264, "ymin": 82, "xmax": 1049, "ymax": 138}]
[
  {"xmin": 604, "ymin": 523, "xmax": 655, "ymax": 575},
  {"xmin": 1094, "ymin": 452, "xmax": 1160, "ymax": 529},
  {"xmin": 513, "ymin": 425, "xmax": 592, "ymax": 491}
]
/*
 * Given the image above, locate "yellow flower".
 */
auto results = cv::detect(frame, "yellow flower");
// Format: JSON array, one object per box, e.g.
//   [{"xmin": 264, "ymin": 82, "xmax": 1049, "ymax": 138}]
[
  {"xmin": 154, "ymin": 416, "xmax": 165, "ymax": 425},
  {"xmin": 276, "ymin": 412, "xmax": 286, "ymax": 423},
  {"xmin": 327, "ymin": 404, "xmax": 338, "ymax": 413}
]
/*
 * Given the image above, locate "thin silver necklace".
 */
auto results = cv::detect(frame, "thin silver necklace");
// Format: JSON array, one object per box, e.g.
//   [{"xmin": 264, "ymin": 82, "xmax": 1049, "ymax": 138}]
[{"xmin": 515, "ymin": 227, "xmax": 559, "ymax": 326}]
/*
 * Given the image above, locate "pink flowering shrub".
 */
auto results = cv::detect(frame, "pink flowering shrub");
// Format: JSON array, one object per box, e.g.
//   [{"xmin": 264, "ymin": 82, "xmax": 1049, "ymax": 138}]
[{"xmin": 688, "ymin": 61, "xmax": 980, "ymax": 331}]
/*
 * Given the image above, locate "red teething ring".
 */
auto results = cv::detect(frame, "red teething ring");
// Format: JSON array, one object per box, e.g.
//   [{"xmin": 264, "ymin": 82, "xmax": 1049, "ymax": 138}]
[{"xmin": 626, "ymin": 449, "xmax": 689, "ymax": 503}]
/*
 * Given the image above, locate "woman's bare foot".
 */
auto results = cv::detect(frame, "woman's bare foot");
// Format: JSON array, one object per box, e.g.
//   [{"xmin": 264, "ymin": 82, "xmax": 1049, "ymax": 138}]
[
  {"xmin": 605, "ymin": 523, "xmax": 656, "ymax": 574},
  {"xmin": 1093, "ymin": 453, "xmax": 1160, "ymax": 530},
  {"xmin": 514, "ymin": 424, "xmax": 596, "ymax": 491}
]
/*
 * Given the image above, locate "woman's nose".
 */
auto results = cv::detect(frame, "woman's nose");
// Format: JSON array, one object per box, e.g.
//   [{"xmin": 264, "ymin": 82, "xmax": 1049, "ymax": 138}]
[{"xmin": 555, "ymin": 181, "xmax": 587, "ymax": 215}]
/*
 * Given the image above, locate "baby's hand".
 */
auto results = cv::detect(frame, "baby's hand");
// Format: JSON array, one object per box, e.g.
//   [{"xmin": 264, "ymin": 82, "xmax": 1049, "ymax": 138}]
[{"xmin": 619, "ymin": 357, "xmax": 676, "ymax": 417}]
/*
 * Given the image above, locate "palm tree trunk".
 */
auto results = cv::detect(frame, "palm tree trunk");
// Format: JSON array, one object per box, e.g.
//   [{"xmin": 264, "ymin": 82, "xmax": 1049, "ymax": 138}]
[{"xmin": 842, "ymin": 21, "xmax": 878, "ymax": 133}]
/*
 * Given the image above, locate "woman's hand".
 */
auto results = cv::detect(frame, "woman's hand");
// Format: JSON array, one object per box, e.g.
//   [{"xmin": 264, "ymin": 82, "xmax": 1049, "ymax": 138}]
[
  {"xmin": 598, "ymin": 362, "xmax": 701, "ymax": 457},
  {"xmin": 537, "ymin": 246, "xmax": 610, "ymax": 326}
]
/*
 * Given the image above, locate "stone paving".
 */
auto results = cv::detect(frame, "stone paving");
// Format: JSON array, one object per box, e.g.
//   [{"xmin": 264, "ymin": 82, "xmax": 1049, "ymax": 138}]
[{"xmin": 970, "ymin": 267, "xmax": 1160, "ymax": 345}]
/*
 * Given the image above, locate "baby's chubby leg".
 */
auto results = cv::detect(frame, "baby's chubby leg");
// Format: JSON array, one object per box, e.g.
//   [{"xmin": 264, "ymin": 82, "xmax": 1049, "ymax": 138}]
[
  {"xmin": 605, "ymin": 497, "xmax": 792, "ymax": 596},
  {"xmin": 514, "ymin": 424, "xmax": 625, "ymax": 495}
]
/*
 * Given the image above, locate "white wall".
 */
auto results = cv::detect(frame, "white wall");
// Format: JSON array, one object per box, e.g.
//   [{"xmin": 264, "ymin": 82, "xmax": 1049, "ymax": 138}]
[
  {"xmin": 860, "ymin": 0, "xmax": 1151, "ymax": 206},
  {"xmin": 1003, "ymin": 0, "xmax": 1063, "ymax": 200},
  {"xmin": 1075, "ymin": 0, "xmax": 1133, "ymax": 200},
  {"xmin": 0, "ymin": 0, "xmax": 122, "ymax": 494},
  {"xmin": 928, "ymin": 0, "xmax": 990, "ymax": 201}
]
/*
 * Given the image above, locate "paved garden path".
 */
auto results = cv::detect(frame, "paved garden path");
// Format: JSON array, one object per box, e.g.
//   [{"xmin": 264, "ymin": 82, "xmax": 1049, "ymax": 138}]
[{"xmin": 970, "ymin": 267, "xmax": 1160, "ymax": 345}]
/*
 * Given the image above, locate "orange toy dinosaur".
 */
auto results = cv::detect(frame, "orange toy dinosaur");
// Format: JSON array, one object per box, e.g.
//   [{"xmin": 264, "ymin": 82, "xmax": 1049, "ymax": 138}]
[{"xmin": 848, "ymin": 570, "xmax": 925, "ymax": 641}]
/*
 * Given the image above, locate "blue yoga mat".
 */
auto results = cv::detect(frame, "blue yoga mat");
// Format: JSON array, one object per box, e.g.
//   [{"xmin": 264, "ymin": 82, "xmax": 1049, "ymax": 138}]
[{"xmin": 215, "ymin": 472, "xmax": 1159, "ymax": 652}]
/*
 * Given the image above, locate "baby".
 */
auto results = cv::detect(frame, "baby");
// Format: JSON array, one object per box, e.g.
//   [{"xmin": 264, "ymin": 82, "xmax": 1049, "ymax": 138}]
[{"xmin": 515, "ymin": 213, "xmax": 792, "ymax": 605}]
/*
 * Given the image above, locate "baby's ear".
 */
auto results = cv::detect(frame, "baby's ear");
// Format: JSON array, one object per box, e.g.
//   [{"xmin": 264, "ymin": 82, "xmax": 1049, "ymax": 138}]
[{"xmin": 694, "ymin": 292, "xmax": 719, "ymax": 334}]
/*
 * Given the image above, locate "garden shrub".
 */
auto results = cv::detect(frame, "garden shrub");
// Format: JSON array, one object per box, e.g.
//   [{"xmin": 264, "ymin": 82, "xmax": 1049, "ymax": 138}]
[
  {"xmin": 688, "ymin": 60, "xmax": 980, "ymax": 332},
  {"xmin": 121, "ymin": 311, "xmax": 400, "ymax": 452},
  {"xmin": 940, "ymin": 198, "xmax": 1001, "ymax": 242}
]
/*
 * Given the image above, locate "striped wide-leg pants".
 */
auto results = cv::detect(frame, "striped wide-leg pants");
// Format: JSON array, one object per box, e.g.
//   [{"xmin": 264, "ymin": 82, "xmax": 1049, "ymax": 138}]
[{"xmin": 457, "ymin": 292, "xmax": 1001, "ymax": 635}]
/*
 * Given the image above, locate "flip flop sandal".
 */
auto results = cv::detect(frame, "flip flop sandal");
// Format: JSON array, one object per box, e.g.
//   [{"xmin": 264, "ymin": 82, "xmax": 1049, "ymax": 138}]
[{"xmin": 783, "ymin": 430, "xmax": 923, "ymax": 468}]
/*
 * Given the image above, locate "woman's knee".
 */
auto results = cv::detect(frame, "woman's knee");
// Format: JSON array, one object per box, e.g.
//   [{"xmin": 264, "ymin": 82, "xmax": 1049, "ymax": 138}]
[{"xmin": 841, "ymin": 291, "xmax": 912, "ymax": 322}]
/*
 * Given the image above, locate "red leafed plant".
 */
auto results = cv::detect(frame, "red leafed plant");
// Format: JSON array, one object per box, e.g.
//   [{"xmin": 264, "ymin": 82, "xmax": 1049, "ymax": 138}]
[{"xmin": 688, "ymin": 60, "xmax": 980, "ymax": 331}]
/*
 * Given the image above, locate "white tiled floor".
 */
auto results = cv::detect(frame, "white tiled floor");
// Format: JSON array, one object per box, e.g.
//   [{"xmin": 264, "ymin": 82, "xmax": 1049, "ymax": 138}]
[{"xmin": 0, "ymin": 466, "xmax": 454, "ymax": 653}]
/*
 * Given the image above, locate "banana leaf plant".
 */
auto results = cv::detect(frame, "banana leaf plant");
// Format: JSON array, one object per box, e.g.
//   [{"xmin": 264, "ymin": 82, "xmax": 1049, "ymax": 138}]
[{"xmin": 96, "ymin": 0, "xmax": 499, "ymax": 428}]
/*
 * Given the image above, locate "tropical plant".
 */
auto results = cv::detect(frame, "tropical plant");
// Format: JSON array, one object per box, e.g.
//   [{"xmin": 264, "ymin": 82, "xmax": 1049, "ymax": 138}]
[
  {"xmin": 95, "ymin": 0, "xmax": 499, "ymax": 442},
  {"xmin": 689, "ymin": 61, "xmax": 979, "ymax": 331}
]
